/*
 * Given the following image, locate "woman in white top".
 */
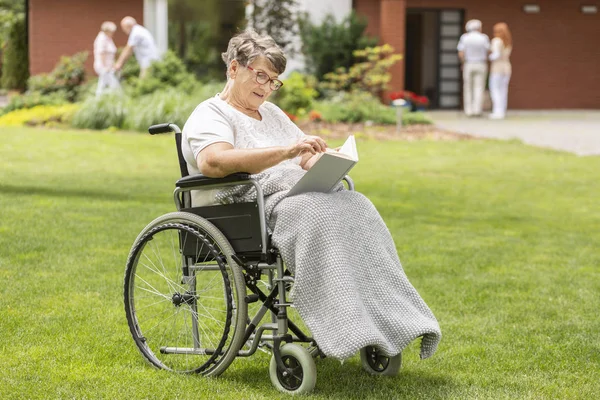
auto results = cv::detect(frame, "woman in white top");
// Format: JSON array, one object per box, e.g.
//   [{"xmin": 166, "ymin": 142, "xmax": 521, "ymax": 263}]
[
  {"xmin": 181, "ymin": 30, "xmax": 441, "ymax": 362},
  {"xmin": 93, "ymin": 21, "xmax": 120, "ymax": 96},
  {"xmin": 488, "ymin": 22, "xmax": 513, "ymax": 119}
]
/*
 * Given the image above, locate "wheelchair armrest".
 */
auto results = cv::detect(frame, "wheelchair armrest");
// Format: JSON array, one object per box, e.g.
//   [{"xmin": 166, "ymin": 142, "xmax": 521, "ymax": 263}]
[
  {"xmin": 342, "ymin": 175, "xmax": 355, "ymax": 191},
  {"xmin": 176, "ymin": 172, "xmax": 251, "ymax": 189},
  {"xmin": 148, "ymin": 123, "xmax": 181, "ymax": 135}
]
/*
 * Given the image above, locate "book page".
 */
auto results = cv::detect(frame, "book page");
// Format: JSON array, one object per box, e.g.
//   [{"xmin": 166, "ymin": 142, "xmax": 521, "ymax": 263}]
[
  {"xmin": 338, "ymin": 135, "xmax": 358, "ymax": 161},
  {"xmin": 286, "ymin": 135, "xmax": 358, "ymax": 197}
]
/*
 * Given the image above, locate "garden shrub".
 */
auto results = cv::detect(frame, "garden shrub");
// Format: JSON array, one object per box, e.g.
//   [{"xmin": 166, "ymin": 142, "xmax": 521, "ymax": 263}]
[
  {"xmin": 0, "ymin": 91, "xmax": 68, "ymax": 116},
  {"xmin": 270, "ymin": 72, "xmax": 318, "ymax": 116},
  {"xmin": 127, "ymin": 50, "xmax": 199, "ymax": 97},
  {"xmin": 313, "ymin": 91, "xmax": 397, "ymax": 124},
  {"xmin": 71, "ymin": 93, "xmax": 129, "ymax": 130},
  {"xmin": 28, "ymin": 52, "xmax": 88, "ymax": 102},
  {"xmin": 124, "ymin": 88, "xmax": 198, "ymax": 131},
  {"xmin": 402, "ymin": 111, "xmax": 433, "ymax": 125},
  {"xmin": 0, "ymin": 104, "xmax": 79, "ymax": 127},
  {"xmin": 70, "ymin": 81, "xmax": 225, "ymax": 131},
  {"xmin": 0, "ymin": 15, "xmax": 28, "ymax": 90},
  {"xmin": 320, "ymin": 44, "xmax": 402, "ymax": 97},
  {"xmin": 298, "ymin": 11, "xmax": 378, "ymax": 81}
]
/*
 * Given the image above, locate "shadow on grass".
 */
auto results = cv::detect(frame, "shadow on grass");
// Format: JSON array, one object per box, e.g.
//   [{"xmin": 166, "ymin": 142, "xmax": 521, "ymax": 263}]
[
  {"xmin": 222, "ymin": 357, "xmax": 457, "ymax": 399},
  {"xmin": 0, "ymin": 183, "xmax": 157, "ymax": 202}
]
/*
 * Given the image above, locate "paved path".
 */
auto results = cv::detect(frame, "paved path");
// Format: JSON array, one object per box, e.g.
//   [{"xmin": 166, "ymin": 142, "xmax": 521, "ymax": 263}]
[{"xmin": 429, "ymin": 110, "xmax": 600, "ymax": 156}]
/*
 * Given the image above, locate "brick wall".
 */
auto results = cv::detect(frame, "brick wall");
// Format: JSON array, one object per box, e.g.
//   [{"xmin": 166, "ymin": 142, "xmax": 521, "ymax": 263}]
[
  {"xmin": 355, "ymin": 0, "xmax": 600, "ymax": 109},
  {"xmin": 28, "ymin": 0, "xmax": 143, "ymax": 76}
]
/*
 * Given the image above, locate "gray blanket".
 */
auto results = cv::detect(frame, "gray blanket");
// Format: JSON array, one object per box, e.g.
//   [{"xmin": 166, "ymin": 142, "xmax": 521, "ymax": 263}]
[{"xmin": 217, "ymin": 167, "xmax": 441, "ymax": 360}]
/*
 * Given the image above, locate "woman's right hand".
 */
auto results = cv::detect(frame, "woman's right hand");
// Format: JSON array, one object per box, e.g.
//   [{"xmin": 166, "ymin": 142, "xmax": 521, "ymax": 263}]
[{"xmin": 287, "ymin": 136, "xmax": 327, "ymax": 159}]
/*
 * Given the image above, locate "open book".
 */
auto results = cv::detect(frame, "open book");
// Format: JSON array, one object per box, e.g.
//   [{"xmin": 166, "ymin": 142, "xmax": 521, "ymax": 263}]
[{"xmin": 286, "ymin": 135, "xmax": 358, "ymax": 197}]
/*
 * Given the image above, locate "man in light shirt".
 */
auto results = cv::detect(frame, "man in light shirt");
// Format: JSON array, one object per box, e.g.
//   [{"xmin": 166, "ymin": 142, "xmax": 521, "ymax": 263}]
[
  {"xmin": 113, "ymin": 16, "xmax": 160, "ymax": 78},
  {"xmin": 457, "ymin": 19, "xmax": 490, "ymax": 117}
]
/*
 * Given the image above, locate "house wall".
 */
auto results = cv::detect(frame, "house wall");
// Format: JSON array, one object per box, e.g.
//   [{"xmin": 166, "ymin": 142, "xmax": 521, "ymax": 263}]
[
  {"xmin": 355, "ymin": 0, "xmax": 600, "ymax": 109},
  {"xmin": 28, "ymin": 0, "xmax": 143, "ymax": 76}
]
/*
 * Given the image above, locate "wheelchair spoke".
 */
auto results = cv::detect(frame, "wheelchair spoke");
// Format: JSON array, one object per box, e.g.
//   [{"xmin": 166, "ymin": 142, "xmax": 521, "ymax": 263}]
[
  {"xmin": 140, "ymin": 254, "xmax": 185, "ymax": 294},
  {"xmin": 125, "ymin": 219, "xmax": 245, "ymax": 375}
]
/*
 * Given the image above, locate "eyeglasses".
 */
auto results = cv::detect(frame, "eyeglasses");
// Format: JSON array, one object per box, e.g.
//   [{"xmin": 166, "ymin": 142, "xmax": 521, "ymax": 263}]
[{"xmin": 246, "ymin": 66, "xmax": 284, "ymax": 91}]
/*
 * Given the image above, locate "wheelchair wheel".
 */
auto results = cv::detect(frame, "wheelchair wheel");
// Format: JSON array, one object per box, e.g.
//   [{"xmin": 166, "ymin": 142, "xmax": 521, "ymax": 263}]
[
  {"xmin": 124, "ymin": 212, "xmax": 247, "ymax": 376},
  {"xmin": 360, "ymin": 346, "xmax": 402, "ymax": 376},
  {"xmin": 269, "ymin": 344, "xmax": 317, "ymax": 395}
]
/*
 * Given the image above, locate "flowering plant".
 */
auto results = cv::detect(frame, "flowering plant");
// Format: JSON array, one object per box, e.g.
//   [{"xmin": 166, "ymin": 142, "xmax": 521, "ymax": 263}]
[
  {"xmin": 388, "ymin": 90, "xmax": 416, "ymax": 102},
  {"xmin": 308, "ymin": 110, "xmax": 322, "ymax": 122},
  {"xmin": 283, "ymin": 110, "xmax": 298, "ymax": 122},
  {"xmin": 413, "ymin": 95, "xmax": 430, "ymax": 107}
]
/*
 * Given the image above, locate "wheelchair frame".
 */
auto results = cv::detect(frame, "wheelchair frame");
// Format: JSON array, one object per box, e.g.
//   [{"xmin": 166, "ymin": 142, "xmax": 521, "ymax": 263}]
[{"xmin": 124, "ymin": 123, "xmax": 398, "ymax": 395}]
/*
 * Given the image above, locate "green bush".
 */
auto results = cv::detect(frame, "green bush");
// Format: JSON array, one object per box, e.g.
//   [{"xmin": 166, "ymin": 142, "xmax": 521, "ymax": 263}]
[
  {"xmin": 0, "ymin": 104, "xmax": 79, "ymax": 127},
  {"xmin": 270, "ymin": 72, "xmax": 318, "ymax": 116},
  {"xmin": 298, "ymin": 11, "xmax": 378, "ymax": 81},
  {"xmin": 1, "ymin": 15, "xmax": 28, "ymax": 90},
  {"xmin": 402, "ymin": 111, "xmax": 433, "ymax": 126},
  {"xmin": 124, "ymin": 88, "xmax": 198, "ymax": 131},
  {"xmin": 313, "ymin": 91, "xmax": 397, "ymax": 124},
  {"xmin": 321, "ymin": 44, "xmax": 403, "ymax": 97},
  {"xmin": 70, "ymin": 81, "xmax": 225, "ymax": 131},
  {"xmin": 0, "ymin": 91, "xmax": 68, "ymax": 116},
  {"xmin": 127, "ymin": 50, "xmax": 199, "ymax": 97},
  {"xmin": 28, "ymin": 52, "xmax": 88, "ymax": 102},
  {"xmin": 71, "ymin": 94, "xmax": 129, "ymax": 130}
]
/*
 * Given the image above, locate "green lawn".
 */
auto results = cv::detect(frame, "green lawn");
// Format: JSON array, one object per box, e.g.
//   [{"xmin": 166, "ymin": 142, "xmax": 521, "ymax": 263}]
[{"xmin": 1, "ymin": 127, "xmax": 599, "ymax": 399}]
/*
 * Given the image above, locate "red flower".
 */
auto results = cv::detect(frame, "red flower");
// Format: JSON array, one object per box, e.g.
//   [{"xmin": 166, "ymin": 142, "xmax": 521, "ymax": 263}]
[
  {"xmin": 414, "ymin": 95, "xmax": 430, "ymax": 106},
  {"xmin": 283, "ymin": 110, "xmax": 298, "ymax": 122},
  {"xmin": 308, "ymin": 110, "xmax": 322, "ymax": 122}
]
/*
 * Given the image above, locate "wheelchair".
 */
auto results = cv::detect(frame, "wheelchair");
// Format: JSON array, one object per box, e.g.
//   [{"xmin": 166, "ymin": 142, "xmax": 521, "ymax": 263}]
[{"xmin": 124, "ymin": 123, "xmax": 402, "ymax": 394}]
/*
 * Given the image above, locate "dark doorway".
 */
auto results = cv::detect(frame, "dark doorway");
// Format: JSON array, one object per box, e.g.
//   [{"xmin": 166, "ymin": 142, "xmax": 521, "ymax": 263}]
[{"xmin": 405, "ymin": 9, "xmax": 464, "ymax": 109}]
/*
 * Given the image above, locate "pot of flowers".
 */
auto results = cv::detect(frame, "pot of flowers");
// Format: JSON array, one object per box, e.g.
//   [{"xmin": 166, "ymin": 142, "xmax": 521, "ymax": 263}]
[
  {"xmin": 389, "ymin": 91, "xmax": 416, "ymax": 111},
  {"xmin": 413, "ymin": 95, "xmax": 430, "ymax": 111}
]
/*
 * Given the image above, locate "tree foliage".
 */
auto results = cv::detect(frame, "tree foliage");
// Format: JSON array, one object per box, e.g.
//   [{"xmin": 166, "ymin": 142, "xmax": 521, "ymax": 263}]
[
  {"xmin": 298, "ymin": 11, "xmax": 378, "ymax": 81},
  {"xmin": 248, "ymin": 0, "xmax": 299, "ymax": 54},
  {"xmin": 168, "ymin": 0, "xmax": 245, "ymax": 80},
  {"xmin": 1, "ymin": 14, "xmax": 28, "ymax": 90},
  {"xmin": 320, "ymin": 44, "xmax": 403, "ymax": 97}
]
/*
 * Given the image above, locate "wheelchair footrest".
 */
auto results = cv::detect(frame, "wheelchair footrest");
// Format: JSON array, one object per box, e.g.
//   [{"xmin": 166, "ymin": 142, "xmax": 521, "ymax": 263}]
[{"xmin": 160, "ymin": 346, "xmax": 223, "ymax": 356}]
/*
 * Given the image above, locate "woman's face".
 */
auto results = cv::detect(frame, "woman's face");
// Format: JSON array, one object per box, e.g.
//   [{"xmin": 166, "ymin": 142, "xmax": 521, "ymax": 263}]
[
  {"xmin": 104, "ymin": 30, "xmax": 115, "ymax": 38},
  {"xmin": 229, "ymin": 56, "xmax": 280, "ymax": 109}
]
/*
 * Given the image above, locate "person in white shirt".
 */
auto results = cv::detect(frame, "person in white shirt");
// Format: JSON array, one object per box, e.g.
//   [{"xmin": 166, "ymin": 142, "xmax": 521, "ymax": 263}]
[
  {"xmin": 457, "ymin": 19, "xmax": 490, "ymax": 117},
  {"xmin": 113, "ymin": 16, "xmax": 160, "ymax": 78},
  {"xmin": 488, "ymin": 22, "xmax": 513, "ymax": 119},
  {"xmin": 93, "ymin": 21, "xmax": 121, "ymax": 96}
]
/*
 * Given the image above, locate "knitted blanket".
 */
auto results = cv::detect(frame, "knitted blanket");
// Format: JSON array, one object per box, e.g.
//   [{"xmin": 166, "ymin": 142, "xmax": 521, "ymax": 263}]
[{"xmin": 217, "ymin": 166, "xmax": 441, "ymax": 360}]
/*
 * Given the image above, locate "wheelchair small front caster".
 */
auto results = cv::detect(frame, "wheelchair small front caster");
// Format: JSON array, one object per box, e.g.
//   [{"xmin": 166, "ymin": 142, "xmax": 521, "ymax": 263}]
[
  {"xmin": 360, "ymin": 346, "xmax": 402, "ymax": 376},
  {"xmin": 269, "ymin": 343, "xmax": 316, "ymax": 394}
]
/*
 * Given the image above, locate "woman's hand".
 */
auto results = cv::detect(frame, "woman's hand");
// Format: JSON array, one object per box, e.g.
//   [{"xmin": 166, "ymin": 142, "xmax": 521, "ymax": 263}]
[{"xmin": 287, "ymin": 136, "xmax": 327, "ymax": 159}]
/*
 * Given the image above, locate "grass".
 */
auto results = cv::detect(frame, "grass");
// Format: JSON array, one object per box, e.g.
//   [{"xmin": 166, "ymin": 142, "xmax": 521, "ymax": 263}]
[{"xmin": 1, "ymin": 127, "xmax": 599, "ymax": 399}]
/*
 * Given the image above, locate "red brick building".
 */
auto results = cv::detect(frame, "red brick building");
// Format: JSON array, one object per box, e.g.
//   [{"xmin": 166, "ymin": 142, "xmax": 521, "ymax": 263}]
[
  {"xmin": 27, "ymin": 0, "xmax": 600, "ymax": 109},
  {"xmin": 27, "ymin": 0, "xmax": 169, "ymax": 77},
  {"xmin": 354, "ymin": 0, "xmax": 600, "ymax": 109}
]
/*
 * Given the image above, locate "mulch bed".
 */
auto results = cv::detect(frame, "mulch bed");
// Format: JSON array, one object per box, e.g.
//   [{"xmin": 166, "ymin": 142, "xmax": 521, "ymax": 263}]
[{"xmin": 297, "ymin": 121, "xmax": 475, "ymax": 142}]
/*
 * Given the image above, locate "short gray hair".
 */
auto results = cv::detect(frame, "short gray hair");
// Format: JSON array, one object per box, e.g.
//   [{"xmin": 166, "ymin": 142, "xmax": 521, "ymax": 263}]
[
  {"xmin": 466, "ymin": 19, "xmax": 482, "ymax": 32},
  {"xmin": 221, "ymin": 29, "xmax": 286, "ymax": 77},
  {"xmin": 101, "ymin": 21, "xmax": 117, "ymax": 33}
]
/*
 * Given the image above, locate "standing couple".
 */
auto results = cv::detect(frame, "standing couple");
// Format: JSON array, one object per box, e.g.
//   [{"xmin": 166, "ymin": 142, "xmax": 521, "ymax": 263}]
[
  {"xmin": 457, "ymin": 19, "xmax": 513, "ymax": 119},
  {"xmin": 93, "ymin": 16, "xmax": 160, "ymax": 96}
]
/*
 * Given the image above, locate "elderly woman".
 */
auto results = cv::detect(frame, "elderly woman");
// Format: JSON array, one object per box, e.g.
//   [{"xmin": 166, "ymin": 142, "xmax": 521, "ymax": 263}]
[
  {"xmin": 488, "ymin": 23, "xmax": 513, "ymax": 119},
  {"xmin": 93, "ymin": 21, "xmax": 121, "ymax": 96},
  {"xmin": 182, "ymin": 29, "xmax": 441, "ymax": 361}
]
